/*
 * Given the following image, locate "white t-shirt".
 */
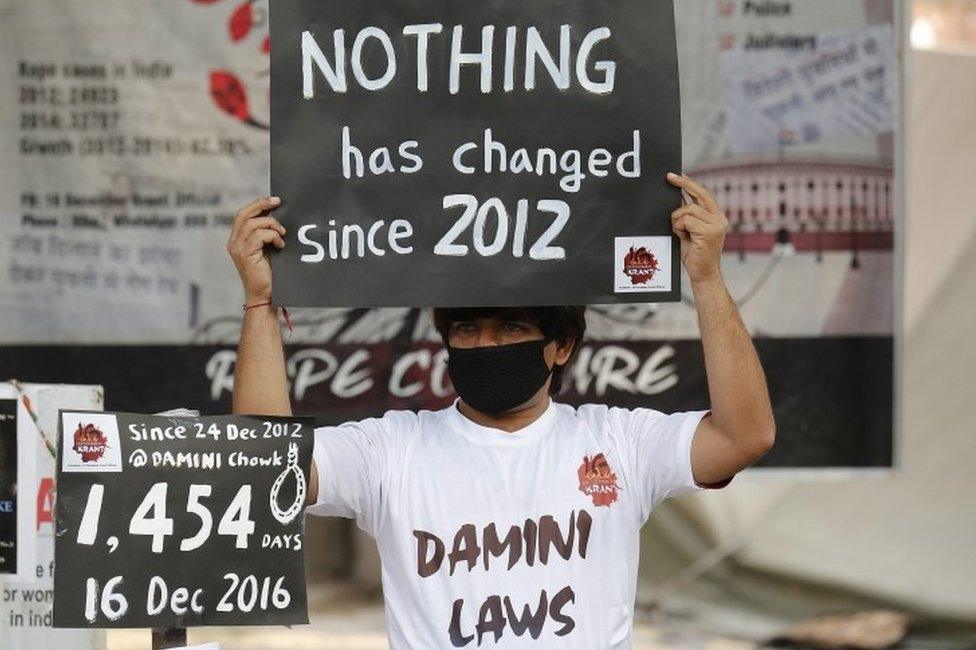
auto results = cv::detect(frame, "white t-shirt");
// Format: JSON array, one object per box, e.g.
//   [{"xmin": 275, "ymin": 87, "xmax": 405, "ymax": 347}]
[{"xmin": 308, "ymin": 400, "xmax": 712, "ymax": 649}]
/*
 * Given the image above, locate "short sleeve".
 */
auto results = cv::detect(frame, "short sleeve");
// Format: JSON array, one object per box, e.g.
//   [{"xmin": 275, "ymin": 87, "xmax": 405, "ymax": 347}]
[
  {"xmin": 305, "ymin": 410, "xmax": 414, "ymax": 535},
  {"xmin": 609, "ymin": 407, "xmax": 713, "ymax": 520}
]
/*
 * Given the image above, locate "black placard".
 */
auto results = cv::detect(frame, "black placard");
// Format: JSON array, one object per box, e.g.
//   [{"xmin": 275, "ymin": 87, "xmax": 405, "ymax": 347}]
[
  {"xmin": 270, "ymin": 0, "xmax": 683, "ymax": 307},
  {"xmin": 53, "ymin": 411, "xmax": 314, "ymax": 628},
  {"xmin": 0, "ymin": 400, "xmax": 16, "ymax": 575}
]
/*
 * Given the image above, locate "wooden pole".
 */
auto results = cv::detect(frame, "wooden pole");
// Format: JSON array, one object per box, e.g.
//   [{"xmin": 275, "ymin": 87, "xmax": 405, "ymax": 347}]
[{"xmin": 151, "ymin": 627, "xmax": 187, "ymax": 649}]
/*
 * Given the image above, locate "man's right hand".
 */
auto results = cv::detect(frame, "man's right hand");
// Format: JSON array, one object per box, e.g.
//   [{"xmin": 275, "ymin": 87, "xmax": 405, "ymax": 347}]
[{"xmin": 227, "ymin": 196, "xmax": 287, "ymax": 303}]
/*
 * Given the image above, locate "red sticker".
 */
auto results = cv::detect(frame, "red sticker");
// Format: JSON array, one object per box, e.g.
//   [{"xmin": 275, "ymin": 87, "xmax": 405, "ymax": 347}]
[
  {"xmin": 72, "ymin": 422, "xmax": 108, "ymax": 463},
  {"xmin": 622, "ymin": 246, "xmax": 660, "ymax": 286}
]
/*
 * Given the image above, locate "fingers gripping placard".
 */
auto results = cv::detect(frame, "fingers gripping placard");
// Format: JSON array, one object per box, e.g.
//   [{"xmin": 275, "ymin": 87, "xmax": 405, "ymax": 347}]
[
  {"xmin": 270, "ymin": 0, "xmax": 683, "ymax": 307},
  {"xmin": 53, "ymin": 412, "xmax": 314, "ymax": 628}
]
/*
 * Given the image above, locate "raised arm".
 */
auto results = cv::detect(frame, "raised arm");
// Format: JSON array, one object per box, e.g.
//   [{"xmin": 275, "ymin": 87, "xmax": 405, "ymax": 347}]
[
  {"xmin": 666, "ymin": 173, "xmax": 776, "ymax": 486},
  {"xmin": 226, "ymin": 197, "xmax": 320, "ymax": 504},
  {"xmin": 227, "ymin": 196, "xmax": 291, "ymax": 417}
]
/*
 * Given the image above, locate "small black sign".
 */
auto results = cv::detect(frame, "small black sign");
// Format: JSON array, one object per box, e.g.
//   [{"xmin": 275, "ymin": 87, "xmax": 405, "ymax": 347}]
[
  {"xmin": 0, "ymin": 400, "xmax": 16, "ymax": 575},
  {"xmin": 53, "ymin": 411, "xmax": 314, "ymax": 628},
  {"xmin": 270, "ymin": 0, "xmax": 683, "ymax": 307}
]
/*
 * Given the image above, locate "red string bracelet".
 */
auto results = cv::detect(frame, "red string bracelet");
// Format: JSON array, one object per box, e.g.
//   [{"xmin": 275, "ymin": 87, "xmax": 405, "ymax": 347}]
[{"xmin": 243, "ymin": 299, "xmax": 293, "ymax": 334}]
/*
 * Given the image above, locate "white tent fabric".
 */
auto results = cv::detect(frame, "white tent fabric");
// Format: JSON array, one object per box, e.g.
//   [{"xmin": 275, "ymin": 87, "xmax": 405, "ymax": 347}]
[{"xmin": 642, "ymin": 48, "xmax": 976, "ymax": 634}]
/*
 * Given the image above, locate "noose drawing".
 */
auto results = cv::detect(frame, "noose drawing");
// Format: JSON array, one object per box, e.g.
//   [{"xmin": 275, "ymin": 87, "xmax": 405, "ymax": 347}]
[{"xmin": 270, "ymin": 442, "xmax": 306, "ymax": 525}]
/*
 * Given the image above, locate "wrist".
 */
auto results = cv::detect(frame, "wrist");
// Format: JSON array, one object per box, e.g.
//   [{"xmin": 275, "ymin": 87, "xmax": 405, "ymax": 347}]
[
  {"xmin": 689, "ymin": 271, "xmax": 725, "ymax": 291},
  {"xmin": 243, "ymin": 289, "xmax": 273, "ymax": 305},
  {"xmin": 243, "ymin": 297, "xmax": 276, "ymax": 317},
  {"xmin": 242, "ymin": 296, "xmax": 293, "ymax": 334}
]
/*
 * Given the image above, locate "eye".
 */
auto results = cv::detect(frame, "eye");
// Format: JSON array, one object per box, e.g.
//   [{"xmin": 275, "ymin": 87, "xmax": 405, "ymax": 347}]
[
  {"xmin": 502, "ymin": 321, "xmax": 529, "ymax": 332},
  {"xmin": 451, "ymin": 321, "xmax": 476, "ymax": 333}
]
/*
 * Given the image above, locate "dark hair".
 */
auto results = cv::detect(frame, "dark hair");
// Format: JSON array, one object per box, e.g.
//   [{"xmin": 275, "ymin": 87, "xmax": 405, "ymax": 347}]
[{"xmin": 432, "ymin": 306, "xmax": 587, "ymax": 396}]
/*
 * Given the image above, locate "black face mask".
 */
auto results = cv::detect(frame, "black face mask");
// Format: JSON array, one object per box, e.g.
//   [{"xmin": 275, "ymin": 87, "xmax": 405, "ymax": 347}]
[{"xmin": 447, "ymin": 339, "xmax": 553, "ymax": 415}]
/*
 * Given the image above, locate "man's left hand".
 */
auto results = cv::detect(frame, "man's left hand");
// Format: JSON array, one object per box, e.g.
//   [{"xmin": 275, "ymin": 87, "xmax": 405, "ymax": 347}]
[{"xmin": 667, "ymin": 172, "xmax": 729, "ymax": 284}]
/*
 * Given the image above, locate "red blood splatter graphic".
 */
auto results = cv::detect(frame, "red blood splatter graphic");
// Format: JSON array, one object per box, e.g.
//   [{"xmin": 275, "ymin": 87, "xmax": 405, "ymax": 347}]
[
  {"xmin": 191, "ymin": 0, "xmax": 269, "ymax": 129},
  {"xmin": 623, "ymin": 246, "xmax": 660, "ymax": 285},
  {"xmin": 72, "ymin": 423, "xmax": 108, "ymax": 463},
  {"xmin": 229, "ymin": 1, "xmax": 254, "ymax": 42},
  {"xmin": 210, "ymin": 70, "xmax": 251, "ymax": 121},
  {"xmin": 577, "ymin": 453, "xmax": 620, "ymax": 507}
]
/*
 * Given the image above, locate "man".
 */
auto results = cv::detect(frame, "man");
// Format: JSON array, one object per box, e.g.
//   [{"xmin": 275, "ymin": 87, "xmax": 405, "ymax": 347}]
[{"xmin": 228, "ymin": 172, "xmax": 775, "ymax": 648}]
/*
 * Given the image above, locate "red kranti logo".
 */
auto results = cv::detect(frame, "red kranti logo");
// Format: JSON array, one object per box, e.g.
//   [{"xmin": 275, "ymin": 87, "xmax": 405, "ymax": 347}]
[
  {"xmin": 623, "ymin": 246, "xmax": 660, "ymax": 285},
  {"xmin": 72, "ymin": 423, "xmax": 108, "ymax": 463},
  {"xmin": 578, "ymin": 453, "xmax": 621, "ymax": 507}
]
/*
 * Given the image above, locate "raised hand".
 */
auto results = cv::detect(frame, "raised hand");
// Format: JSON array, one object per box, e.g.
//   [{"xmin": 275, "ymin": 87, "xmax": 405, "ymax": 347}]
[
  {"xmin": 666, "ymin": 173, "xmax": 729, "ymax": 285},
  {"xmin": 226, "ymin": 196, "xmax": 287, "ymax": 303}
]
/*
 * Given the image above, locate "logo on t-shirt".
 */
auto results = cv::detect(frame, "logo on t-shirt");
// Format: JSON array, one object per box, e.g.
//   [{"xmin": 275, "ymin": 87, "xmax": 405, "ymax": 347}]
[{"xmin": 577, "ymin": 453, "xmax": 621, "ymax": 507}]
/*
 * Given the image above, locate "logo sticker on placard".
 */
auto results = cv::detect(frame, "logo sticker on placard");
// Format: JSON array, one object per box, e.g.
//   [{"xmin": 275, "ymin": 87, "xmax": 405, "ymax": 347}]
[
  {"xmin": 61, "ymin": 413, "xmax": 123, "ymax": 473},
  {"xmin": 614, "ymin": 236, "xmax": 672, "ymax": 293}
]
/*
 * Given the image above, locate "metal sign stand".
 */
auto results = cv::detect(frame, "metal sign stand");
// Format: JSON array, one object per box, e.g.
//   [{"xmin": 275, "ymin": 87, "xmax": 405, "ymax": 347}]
[{"xmin": 151, "ymin": 627, "xmax": 187, "ymax": 649}]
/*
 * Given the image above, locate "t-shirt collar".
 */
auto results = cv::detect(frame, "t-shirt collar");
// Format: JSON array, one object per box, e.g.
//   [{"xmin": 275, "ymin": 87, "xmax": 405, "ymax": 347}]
[{"xmin": 446, "ymin": 397, "xmax": 558, "ymax": 446}]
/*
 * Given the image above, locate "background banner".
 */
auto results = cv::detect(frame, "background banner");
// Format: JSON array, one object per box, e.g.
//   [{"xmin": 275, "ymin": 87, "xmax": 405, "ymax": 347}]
[{"xmin": 0, "ymin": 0, "xmax": 898, "ymax": 468}]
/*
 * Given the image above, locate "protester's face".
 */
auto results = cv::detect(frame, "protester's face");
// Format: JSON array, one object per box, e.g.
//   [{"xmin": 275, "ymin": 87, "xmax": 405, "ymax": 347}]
[
  {"xmin": 448, "ymin": 313, "xmax": 555, "ymax": 408},
  {"xmin": 446, "ymin": 310, "xmax": 574, "ymax": 372}
]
